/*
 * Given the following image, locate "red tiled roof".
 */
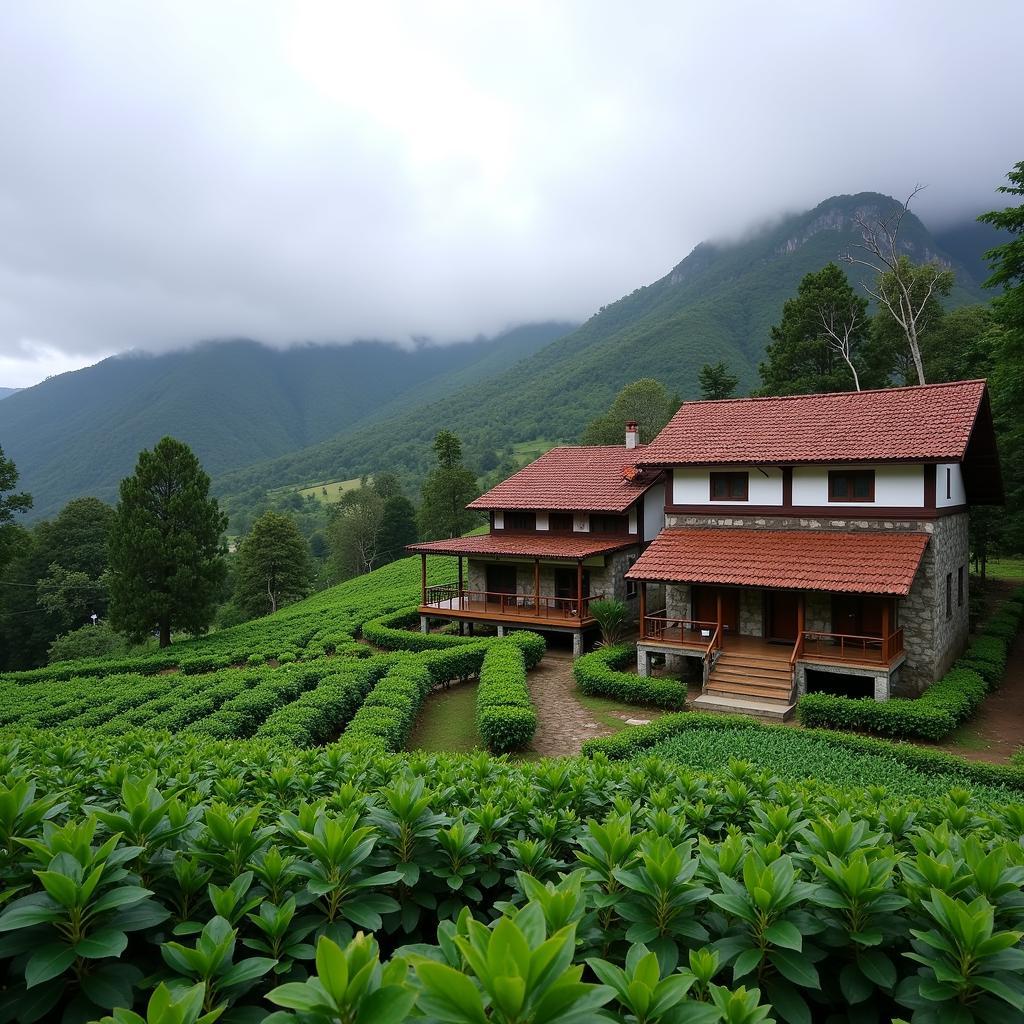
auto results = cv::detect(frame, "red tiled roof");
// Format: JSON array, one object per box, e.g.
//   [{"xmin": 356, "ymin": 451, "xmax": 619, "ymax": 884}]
[
  {"xmin": 626, "ymin": 528, "xmax": 929, "ymax": 595},
  {"xmin": 468, "ymin": 446, "xmax": 661, "ymax": 513},
  {"xmin": 407, "ymin": 533, "xmax": 638, "ymax": 560},
  {"xmin": 639, "ymin": 380, "xmax": 989, "ymax": 465}
]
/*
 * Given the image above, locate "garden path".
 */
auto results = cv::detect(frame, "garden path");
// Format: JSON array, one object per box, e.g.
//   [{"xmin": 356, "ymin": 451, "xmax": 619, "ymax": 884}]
[{"xmin": 527, "ymin": 651, "xmax": 668, "ymax": 757}]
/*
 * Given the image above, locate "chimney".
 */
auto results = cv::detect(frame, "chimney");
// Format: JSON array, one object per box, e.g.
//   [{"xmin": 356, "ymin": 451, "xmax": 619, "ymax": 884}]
[{"xmin": 625, "ymin": 421, "xmax": 639, "ymax": 449}]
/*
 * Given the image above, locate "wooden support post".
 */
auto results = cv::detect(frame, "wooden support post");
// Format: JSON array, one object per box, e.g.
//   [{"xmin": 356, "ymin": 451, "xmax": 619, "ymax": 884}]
[
  {"xmin": 457, "ymin": 556, "xmax": 464, "ymax": 610},
  {"xmin": 534, "ymin": 559, "xmax": 540, "ymax": 613},
  {"xmin": 882, "ymin": 600, "xmax": 891, "ymax": 661},
  {"xmin": 716, "ymin": 592, "xmax": 723, "ymax": 635},
  {"xmin": 639, "ymin": 581, "xmax": 647, "ymax": 639},
  {"xmin": 420, "ymin": 553, "xmax": 427, "ymax": 605},
  {"xmin": 576, "ymin": 560, "xmax": 583, "ymax": 618}
]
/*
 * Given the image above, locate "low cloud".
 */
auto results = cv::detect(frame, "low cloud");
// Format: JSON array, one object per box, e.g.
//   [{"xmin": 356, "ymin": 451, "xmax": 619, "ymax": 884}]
[{"xmin": 0, "ymin": 1, "xmax": 1020, "ymax": 386}]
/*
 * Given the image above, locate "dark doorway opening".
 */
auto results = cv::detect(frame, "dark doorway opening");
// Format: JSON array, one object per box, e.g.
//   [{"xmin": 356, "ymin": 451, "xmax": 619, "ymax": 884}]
[
  {"xmin": 486, "ymin": 564, "xmax": 518, "ymax": 596},
  {"xmin": 692, "ymin": 586, "xmax": 739, "ymax": 634}
]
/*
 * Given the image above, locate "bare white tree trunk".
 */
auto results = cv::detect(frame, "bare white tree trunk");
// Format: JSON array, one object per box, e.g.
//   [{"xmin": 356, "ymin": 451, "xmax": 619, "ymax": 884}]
[
  {"xmin": 839, "ymin": 186, "xmax": 945, "ymax": 386},
  {"xmin": 816, "ymin": 302, "xmax": 865, "ymax": 391}
]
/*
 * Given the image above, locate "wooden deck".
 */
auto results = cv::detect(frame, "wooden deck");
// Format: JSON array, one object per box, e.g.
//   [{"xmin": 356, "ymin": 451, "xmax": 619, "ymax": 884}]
[{"xmin": 419, "ymin": 595, "xmax": 595, "ymax": 630}]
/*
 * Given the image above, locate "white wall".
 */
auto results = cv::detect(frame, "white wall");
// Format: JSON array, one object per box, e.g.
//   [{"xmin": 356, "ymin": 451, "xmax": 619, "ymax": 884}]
[
  {"xmin": 936, "ymin": 463, "xmax": 967, "ymax": 507},
  {"xmin": 494, "ymin": 511, "xmax": 504, "ymax": 529},
  {"xmin": 791, "ymin": 464, "xmax": 924, "ymax": 507},
  {"xmin": 573, "ymin": 514, "xmax": 589, "ymax": 532},
  {"xmin": 672, "ymin": 466, "xmax": 784, "ymax": 506},
  {"xmin": 535, "ymin": 512, "xmax": 549, "ymax": 530},
  {"xmin": 643, "ymin": 483, "xmax": 665, "ymax": 540},
  {"xmin": 628, "ymin": 508, "xmax": 638, "ymax": 535}
]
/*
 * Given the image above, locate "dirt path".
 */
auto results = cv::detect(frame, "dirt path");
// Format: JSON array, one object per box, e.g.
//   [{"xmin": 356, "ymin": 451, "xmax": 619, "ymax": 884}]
[
  {"xmin": 936, "ymin": 624, "xmax": 1024, "ymax": 764},
  {"xmin": 527, "ymin": 651, "xmax": 665, "ymax": 757}
]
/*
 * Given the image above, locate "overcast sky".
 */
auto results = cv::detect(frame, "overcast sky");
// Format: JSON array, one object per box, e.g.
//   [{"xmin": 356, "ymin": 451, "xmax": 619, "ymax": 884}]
[{"xmin": 0, "ymin": 1, "xmax": 1021, "ymax": 387}]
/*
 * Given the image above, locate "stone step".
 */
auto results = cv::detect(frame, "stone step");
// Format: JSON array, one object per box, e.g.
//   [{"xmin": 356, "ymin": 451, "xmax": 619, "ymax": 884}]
[{"xmin": 692, "ymin": 693, "xmax": 796, "ymax": 721}]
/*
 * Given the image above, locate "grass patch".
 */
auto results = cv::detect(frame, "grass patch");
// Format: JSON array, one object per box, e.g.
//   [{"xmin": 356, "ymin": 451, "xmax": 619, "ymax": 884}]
[
  {"xmin": 986, "ymin": 557, "xmax": 1024, "ymax": 580},
  {"xmin": 643, "ymin": 727, "xmax": 1019, "ymax": 802},
  {"xmin": 295, "ymin": 476, "xmax": 366, "ymax": 503},
  {"xmin": 575, "ymin": 691, "xmax": 665, "ymax": 733},
  {"xmin": 407, "ymin": 680, "xmax": 482, "ymax": 752}
]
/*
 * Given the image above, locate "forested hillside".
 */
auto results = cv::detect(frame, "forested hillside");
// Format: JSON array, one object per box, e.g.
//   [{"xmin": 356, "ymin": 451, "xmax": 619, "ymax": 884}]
[
  {"xmin": 0, "ymin": 388, "xmax": 19, "ymax": 401},
  {"xmin": 0, "ymin": 323, "xmax": 571, "ymax": 519},
  {"xmin": 217, "ymin": 192, "xmax": 991, "ymax": 502}
]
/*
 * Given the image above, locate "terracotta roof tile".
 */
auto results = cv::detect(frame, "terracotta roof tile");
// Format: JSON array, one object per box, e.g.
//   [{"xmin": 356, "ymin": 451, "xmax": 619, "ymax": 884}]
[
  {"xmin": 626, "ymin": 528, "xmax": 929, "ymax": 596},
  {"xmin": 469, "ymin": 446, "xmax": 661, "ymax": 513},
  {"xmin": 407, "ymin": 533, "xmax": 638, "ymax": 560},
  {"xmin": 639, "ymin": 380, "xmax": 989, "ymax": 465}
]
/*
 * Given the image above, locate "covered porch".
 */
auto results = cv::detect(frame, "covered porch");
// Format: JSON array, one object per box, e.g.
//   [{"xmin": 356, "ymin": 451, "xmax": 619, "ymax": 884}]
[
  {"xmin": 627, "ymin": 527, "xmax": 929, "ymax": 706},
  {"xmin": 407, "ymin": 533, "xmax": 639, "ymax": 653}
]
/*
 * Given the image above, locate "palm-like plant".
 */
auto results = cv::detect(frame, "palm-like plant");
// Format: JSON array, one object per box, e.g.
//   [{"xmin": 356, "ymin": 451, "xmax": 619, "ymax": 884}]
[{"xmin": 591, "ymin": 598, "xmax": 628, "ymax": 647}]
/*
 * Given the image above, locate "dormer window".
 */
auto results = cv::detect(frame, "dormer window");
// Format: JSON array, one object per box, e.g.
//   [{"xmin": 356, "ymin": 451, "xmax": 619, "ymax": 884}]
[
  {"xmin": 504, "ymin": 511, "xmax": 536, "ymax": 531},
  {"xmin": 709, "ymin": 472, "xmax": 749, "ymax": 501},
  {"xmin": 548, "ymin": 513, "xmax": 573, "ymax": 533},
  {"xmin": 828, "ymin": 470, "xmax": 875, "ymax": 502}
]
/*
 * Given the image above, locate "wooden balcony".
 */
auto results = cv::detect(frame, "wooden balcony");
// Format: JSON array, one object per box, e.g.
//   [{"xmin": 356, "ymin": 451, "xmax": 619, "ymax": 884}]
[
  {"xmin": 795, "ymin": 627, "xmax": 905, "ymax": 667},
  {"xmin": 420, "ymin": 583, "xmax": 604, "ymax": 628}
]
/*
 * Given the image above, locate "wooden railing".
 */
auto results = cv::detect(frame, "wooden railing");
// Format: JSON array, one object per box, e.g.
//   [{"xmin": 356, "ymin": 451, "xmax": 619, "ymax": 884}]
[
  {"xmin": 641, "ymin": 612, "xmax": 721, "ymax": 648},
  {"xmin": 796, "ymin": 628, "xmax": 905, "ymax": 665},
  {"xmin": 422, "ymin": 584, "xmax": 604, "ymax": 621}
]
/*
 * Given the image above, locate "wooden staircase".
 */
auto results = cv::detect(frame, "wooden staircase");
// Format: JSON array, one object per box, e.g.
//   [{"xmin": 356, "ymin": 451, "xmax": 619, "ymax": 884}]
[{"xmin": 692, "ymin": 648, "xmax": 796, "ymax": 721}]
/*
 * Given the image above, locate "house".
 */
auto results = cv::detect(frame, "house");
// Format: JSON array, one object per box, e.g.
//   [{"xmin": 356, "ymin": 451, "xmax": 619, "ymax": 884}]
[
  {"xmin": 408, "ymin": 423, "xmax": 665, "ymax": 655},
  {"xmin": 626, "ymin": 379, "xmax": 1002, "ymax": 718}
]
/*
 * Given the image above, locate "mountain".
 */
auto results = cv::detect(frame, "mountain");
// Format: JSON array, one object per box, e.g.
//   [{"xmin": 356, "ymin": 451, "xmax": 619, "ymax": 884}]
[
  {"xmin": 0, "ymin": 323, "xmax": 572, "ymax": 519},
  {"xmin": 0, "ymin": 388, "xmax": 20, "ymax": 401},
  {"xmin": 215, "ymin": 191, "xmax": 990, "ymax": 504},
  {"xmin": 931, "ymin": 217, "xmax": 1011, "ymax": 289}
]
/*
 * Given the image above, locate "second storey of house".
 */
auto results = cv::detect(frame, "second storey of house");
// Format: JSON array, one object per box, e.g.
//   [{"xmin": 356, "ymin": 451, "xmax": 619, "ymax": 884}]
[{"xmin": 638, "ymin": 380, "xmax": 1002, "ymax": 522}]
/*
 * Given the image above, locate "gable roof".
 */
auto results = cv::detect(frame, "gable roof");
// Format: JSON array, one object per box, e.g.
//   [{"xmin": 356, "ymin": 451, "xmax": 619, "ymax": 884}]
[
  {"xmin": 407, "ymin": 534, "xmax": 638, "ymax": 561},
  {"xmin": 639, "ymin": 380, "xmax": 992, "ymax": 466},
  {"xmin": 626, "ymin": 528, "xmax": 929, "ymax": 596},
  {"xmin": 468, "ymin": 446, "xmax": 662, "ymax": 513}
]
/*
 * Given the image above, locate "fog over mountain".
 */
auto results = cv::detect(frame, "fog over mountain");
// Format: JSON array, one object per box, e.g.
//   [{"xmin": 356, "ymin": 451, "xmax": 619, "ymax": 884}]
[{"xmin": 1, "ymin": 1, "xmax": 1022, "ymax": 386}]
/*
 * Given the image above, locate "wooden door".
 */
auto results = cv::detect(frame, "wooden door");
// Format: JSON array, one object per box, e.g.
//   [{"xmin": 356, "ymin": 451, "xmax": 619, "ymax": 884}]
[
  {"xmin": 766, "ymin": 591, "xmax": 799, "ymax": 642},
  {"xmin": 486, "ymin": 564, "xmax": 518, "ymax": 596},
  {"xmin": 554, "ymin": 568, "xmax": 590, "ymax": 600},
  {"xmin": 831, "ymin": 595, "xmax": 885, "ymax": 637},
  {"xmin": 693, "ymin": 586, "xmax": 739, "ymax": 634}
]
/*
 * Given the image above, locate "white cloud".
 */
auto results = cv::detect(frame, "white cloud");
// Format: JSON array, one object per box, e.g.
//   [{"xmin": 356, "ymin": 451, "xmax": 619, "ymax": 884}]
[{"xmin": 0, "ymin": 0, "xmax": 1020, "ymax": 386}]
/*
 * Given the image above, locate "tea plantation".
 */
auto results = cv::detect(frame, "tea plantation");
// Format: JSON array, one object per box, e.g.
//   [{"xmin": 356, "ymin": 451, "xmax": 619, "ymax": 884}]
[{"xmin": 1, "ymin": 555, "xmax": 1023, "ymax": 1024}]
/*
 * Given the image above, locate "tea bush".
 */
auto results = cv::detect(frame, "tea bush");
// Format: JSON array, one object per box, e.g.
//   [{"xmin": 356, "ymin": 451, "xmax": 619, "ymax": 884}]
[
  {"xmin": 574, "ymin": 644, "xmax": 688, "ymax": 708},
  {"xmin": 475, "ymin": 641, "xmax": 538, "ymax": 752},
  {"xmin": 796, "ymin": 590, "xmax": 1024, "ymax": 739},
  {"xmin": 1, "ymin": 730, "xmax": 1023, "ymax": 1023}
]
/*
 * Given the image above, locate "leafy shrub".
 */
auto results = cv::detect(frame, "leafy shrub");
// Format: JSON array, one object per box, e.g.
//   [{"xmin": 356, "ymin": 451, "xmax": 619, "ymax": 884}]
[
  {"xmin": 574, "ymin": 645, "xmax": 687, "ymax": 709},
  {"xmin": 476, "ymin": 642, "xmax": 537, "ymax": 752},
  {"xmin": 341, "ymin": 661, "xmax": 433, "ymax": 750},
  {"xmin": 46, "ymin": 622, "xmax": 130, "ymax": 664},
  {"xmin": 362, "ymin": 608, "xmax": 482, "ymax": 652},
  {"xmin": 590, "ymin": 597, "xmax": 628, "ymax": 646}
]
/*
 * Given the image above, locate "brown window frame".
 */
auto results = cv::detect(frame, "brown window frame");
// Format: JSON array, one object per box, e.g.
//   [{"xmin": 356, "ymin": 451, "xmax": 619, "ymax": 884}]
[
  {"xmin": 709, "ymin": 471, "xmax": 749, "ymax": 502},
  {"xmin": 590, "ymin": 513, "xmax": 629, "ymax": 535},
  {"xmin": 946, "ymin": 467, "xmax": 952, "ymax": 501},
  {"xmin": 503, "ymin": 511, "xmax": 536, "ymax": 533},
  {"xmin": 828, "ymin": 469, "xmax": 876, "ymax": 503},
  {"xmin": 548, "ymin": 512, "xmax": 574, "ymax": 534},
  {"xmin": 946, "ymin": 572, "xmax": 953, "ymax": 619}
]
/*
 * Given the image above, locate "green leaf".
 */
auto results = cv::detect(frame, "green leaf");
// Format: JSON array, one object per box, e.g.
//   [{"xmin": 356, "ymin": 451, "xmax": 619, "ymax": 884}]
[
  {"xmin": 266, "ymin": 979, "xmax": 336, "ymax": 1014},
  {"xmin": 354, "ymin": 986, "xmax": 418, "ymax": 1024},
  {"xmin": 76, "ymin": 928, "xmax": 128, "ymax": 959},
  {"xmin": 770, "ymin": 948, "xmax": 820, "ymax": 989},
  {"xmin": 35, "ymin": 871, "xmax": 78, "ymax": 908},
  {"xmin": 218, "ymin": 957, "xmax": 277, "ymax": 990},
  {"xmin": 416, "ymin": 961, "xmax": 488, "ymax": 1024},
  {"xmin": 733, "ymin": 947, "xmax": 762, "ymax": 980},
  {"xmin": 314, "ymin": 937, "xmax": 348, "ymax": 1006},
  {"xmin": 766, "ymin": 920, "xmax": 803, "ymax": 951},
  {"xmin": 25, "ymin": 943, "xmax": 76, "ymax": 988},
  {"xmin": 0, "ymin": 903, "xmax": 61, "ymax": 930},
  {"xmin": 858, "ymin": 950, "xmax": 896, "ymax": 990}
]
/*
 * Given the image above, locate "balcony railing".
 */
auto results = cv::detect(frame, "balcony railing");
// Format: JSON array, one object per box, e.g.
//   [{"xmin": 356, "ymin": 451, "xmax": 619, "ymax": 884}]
[
  {"xmin": 795, "ymin": 627, "xmax": 905, "ymax": 665},
  {"xmin": 422, "ymin": 584, "xmax": 604, "ymax": 621},
  {"xmin": 641, "ymin": 613, "xmax": 721, "ymax": 648}
]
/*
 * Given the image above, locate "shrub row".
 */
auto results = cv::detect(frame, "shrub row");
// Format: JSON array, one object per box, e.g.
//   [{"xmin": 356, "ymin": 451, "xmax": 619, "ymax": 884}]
[
  {"xmin": 796, "ymin": 587, "xmax": 1024, "ymax": 740},
  {"xmin": 573, "ymin": 644, "xmax": 688, "ymax": 709},
  {"xmin": 341, "ymin": 660, "xmax": 434, "ymax": 750},
  {"xmin": 476, "ymin": 641, "xmax": 537, "ymax": 752},
  {"xmin": 361, "ymin": 607, "xmax": 484, "ymax": 651},
  {"xmin": 583, "ymin": 709, "xmax": 1024, "ymax": 793}
]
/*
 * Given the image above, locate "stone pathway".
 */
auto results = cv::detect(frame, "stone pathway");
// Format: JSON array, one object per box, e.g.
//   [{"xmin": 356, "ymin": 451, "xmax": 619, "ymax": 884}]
[{"xmin": 527, "ymin": 651, "xmax": 666, "ymax": 757}]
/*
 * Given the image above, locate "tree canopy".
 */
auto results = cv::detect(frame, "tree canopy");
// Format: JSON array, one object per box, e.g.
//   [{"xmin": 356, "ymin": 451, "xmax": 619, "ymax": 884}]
[
  {"xmin": 0, "ymin": 445, "xmax": 31, "ymax": 572},
  {"xmin": 108, "ymin": 437, "xmax": 227, "ymax": 647},
  {"xmin": 698, "ymin": 362, "xmax": 740, "ymax": 400},
  {"xmin": 582, "ymin": 379, "xmax": 678, "ymax": 445},
  {"xmin": 418, "ymin": 431, "xmax": 480, "ymax": 540},
  {"xmin": 234, "ymin": 510, "xmax": 312, "ymax": 617}
]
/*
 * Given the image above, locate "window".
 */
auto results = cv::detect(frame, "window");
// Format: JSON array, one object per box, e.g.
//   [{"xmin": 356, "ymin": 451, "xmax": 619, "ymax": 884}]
[
  {"xmin": 957, "ymin": 566, "xmax": 964, "ymax": 608},
  {"xmin": 828, "ymin": 470, "xmax": 875, "ymax": 502},
  {"xmin": 946, "ymin": 467, "xmax": 952, "ymax": 501},
  {"xmin": 709, "ymin": 472, "xmax": 749, "ymax": 501},
  {"xmin": 946, "ymin": 572, "xmax": 952, "ymax": 619},
  {"xmin": 548, "ymin": 512, "xmax": 573, "ymax": 533},
  {"xmin": 625, "ymin": 556, "xmax": 638, "ymax": 599},
  {"xmin": 590, "ymin": 513, "xmax": 628, "ymax": 534},
  {"xmin": 504, "ymin": 511, "xmax": 536, "ymax": 532}
]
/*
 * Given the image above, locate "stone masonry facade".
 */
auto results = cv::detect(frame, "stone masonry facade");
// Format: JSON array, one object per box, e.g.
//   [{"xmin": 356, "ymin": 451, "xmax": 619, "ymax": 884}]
[{"xmin": 659, "ymin": 511, "xmax": 971, "ymax": 697}]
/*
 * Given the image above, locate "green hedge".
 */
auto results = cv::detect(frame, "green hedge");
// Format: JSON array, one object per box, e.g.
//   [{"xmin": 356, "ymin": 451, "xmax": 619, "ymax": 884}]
[
  {"xmin": 573, "ymin": 645, "xmax": 687, "ymax": 709},
  {"xmin": 476, "ymin": 642, "xmax": 537, "ymax": 752},
  {"xmin": 361, "ymin": 608, "xmax": 483, "ymax": 651},
  {"xmin": 341, "ymin": 661, "xmax": 433, "ymax": 750},
  {"xmin": 795, "ymin": 590, "xmax": 1024, "ymax": 740},
  {"xmin": 583, "ymin": 710, "xmax": 1024, "ymax": 792}
]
